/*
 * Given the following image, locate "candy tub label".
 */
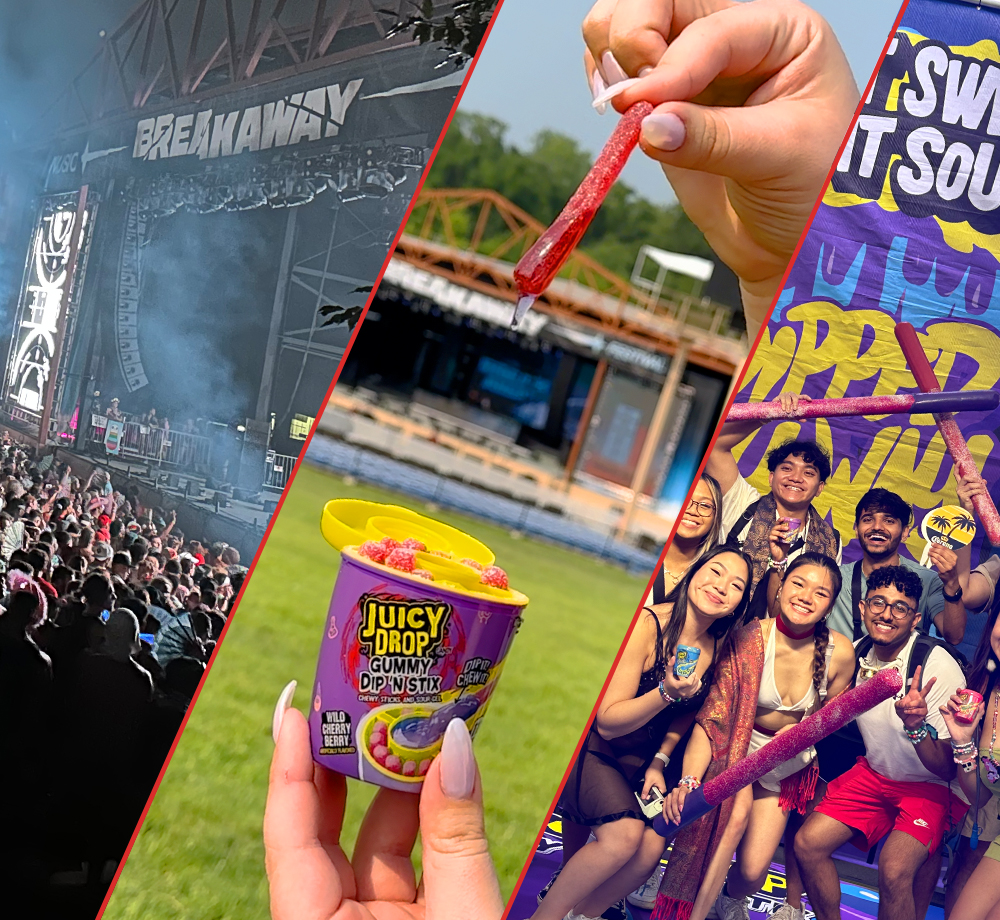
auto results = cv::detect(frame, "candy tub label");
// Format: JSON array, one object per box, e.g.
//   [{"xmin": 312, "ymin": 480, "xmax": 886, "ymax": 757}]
[{"xmin": 309, "ymin": 552, "xmax": 526, "ymax": 791}]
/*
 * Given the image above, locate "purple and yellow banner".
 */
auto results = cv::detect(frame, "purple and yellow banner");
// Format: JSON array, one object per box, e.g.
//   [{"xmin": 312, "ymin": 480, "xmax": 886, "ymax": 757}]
[{"xmin": 733, "ymin": 0, "xmax": 1000, "ymax": 655}]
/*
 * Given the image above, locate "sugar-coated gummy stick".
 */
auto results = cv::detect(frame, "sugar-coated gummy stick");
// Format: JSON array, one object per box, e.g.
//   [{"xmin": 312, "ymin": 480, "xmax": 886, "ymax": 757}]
[
  {"xmin": 894, "ymin": 322, "xmax": 1000, "ymax": 545},
  {"xmin": 511, "ymin": 101, "xmax": 654, "ymax": 327},
  {"xmin": 727, "ymin": 390, "xmax": 1000, "ymax": 422},
  {"xmin": 651, "ymin": 668, "xmax": 902, "ymax": 838}
]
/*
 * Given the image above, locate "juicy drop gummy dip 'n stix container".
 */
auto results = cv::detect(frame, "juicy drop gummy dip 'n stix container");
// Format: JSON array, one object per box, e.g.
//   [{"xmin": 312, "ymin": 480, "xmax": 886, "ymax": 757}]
[{"xmin": 309, "ymin": 499, "xmax": 529, "ymax": 792}]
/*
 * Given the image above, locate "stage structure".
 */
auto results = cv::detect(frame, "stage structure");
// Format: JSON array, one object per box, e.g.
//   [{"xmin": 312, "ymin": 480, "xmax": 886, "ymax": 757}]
[
  {"xmin": 0, "ymin": 0, "xmax": 467, "ymax": 479},
  {"xmin": 339, "ymin": 188, "xmax": 749, "ymax": 523}
]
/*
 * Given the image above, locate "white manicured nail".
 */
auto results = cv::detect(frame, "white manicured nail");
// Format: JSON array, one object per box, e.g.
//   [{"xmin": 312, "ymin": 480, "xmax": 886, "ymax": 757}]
[
  {"xmin": 591, "ymin": 77, "xmax": 641, "ymax": 110},
  {"xmin": 591, "ymin": 69, "xmax": 608, "ymax": 114},
  {"xmin": 642, "ymin": 113, "xmax": 686, "ymax": 152},
  {"xmin": 272, "ymin": 680, "xmax": 297, "ymax": 744},
  {"xmin": 601, "ymin": 50, "xmax": 629, "ymax": 84},
  {"xmin": 439, "ymin": 718, "xmax": 475, "ymax": 799}
]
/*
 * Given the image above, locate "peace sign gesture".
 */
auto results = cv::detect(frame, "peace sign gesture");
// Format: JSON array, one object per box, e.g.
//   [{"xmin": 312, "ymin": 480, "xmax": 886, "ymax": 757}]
[{"xmin": 894, "ymin": 665, "xmax": 937, "ymax": 731}]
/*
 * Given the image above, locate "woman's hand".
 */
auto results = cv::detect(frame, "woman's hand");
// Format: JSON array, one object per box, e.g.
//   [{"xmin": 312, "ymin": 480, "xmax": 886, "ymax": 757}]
[
  {"xmin": 582, "ymin": 0, "xmax": 858, "ymax": 336},
  {"xmin": 662, "ymin": 656, "xmax": 702, "ymax": 699},
  {"xmin": 264, "ymin": 682, "xmax": 503, "ymax": 920},
  {"xmin": 662, "ymin": 784, "xmax": 690, "ymax": 825},
  {"xmin": 642, "ymin": 760, "xmax": 667, "ymax": 799},
  {"xmin": 940, "ymin": 692, "xmax": 985, "ymax": 747}
]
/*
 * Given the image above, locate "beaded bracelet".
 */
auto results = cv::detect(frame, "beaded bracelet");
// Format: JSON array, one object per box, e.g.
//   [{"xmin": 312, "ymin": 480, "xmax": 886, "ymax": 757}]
[
  {"xmin": 678, "ymin": 775, "xmax": 702, "ymax": 791},
  {"xmin": 658, "ymin": 680, "xmax": 679, "ymax": 705},
  {"xmin": 952, "ymin": 740, "xmax": 977, "ymax": 756},
  {"xmin": 905, "ymin": 724, "xmax": 929, "ymax": 744}
]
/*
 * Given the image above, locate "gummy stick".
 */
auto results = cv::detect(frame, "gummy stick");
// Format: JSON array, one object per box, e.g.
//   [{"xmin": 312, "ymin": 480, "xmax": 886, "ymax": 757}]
[
  {"xmin": 511, "ymin": 101, "xmax": 653, "ymax": 327},
  {"xmin": 651, "ymin": 668, "xmax": 902, "ymax": 838},
  {"xmin": 894, "ymin": 322, "xmax": 1000, "ymax": 545},
  {"xmin": 727, "ymin": 390, "xmax": 1000, "ymax": 422}
]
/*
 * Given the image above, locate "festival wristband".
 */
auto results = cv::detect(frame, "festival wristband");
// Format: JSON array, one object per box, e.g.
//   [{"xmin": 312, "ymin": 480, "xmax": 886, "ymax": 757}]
[
  {"xmin": 653, "ymin": 752, "xmax": 670, "ymax": 766},
  {"xmin": 677, "ymin": 775, "xmax": 701, "ymax": 791},
  {"xmin": 905, "ymin": 721, "xmax": 938, "ymax": 744},
  {"xmin": 658, "ymin": 680, "xmax": 679, "ymax": 705}
]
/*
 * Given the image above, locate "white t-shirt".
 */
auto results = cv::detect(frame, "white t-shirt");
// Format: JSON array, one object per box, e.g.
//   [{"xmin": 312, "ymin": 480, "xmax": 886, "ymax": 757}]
[
  {"xmin": 720, "ymin": 473, "xmax": 843, "ymax": 564},
  {"xmin": 854, "ymin": 631, "xmax": 965, "ymax": 785}
]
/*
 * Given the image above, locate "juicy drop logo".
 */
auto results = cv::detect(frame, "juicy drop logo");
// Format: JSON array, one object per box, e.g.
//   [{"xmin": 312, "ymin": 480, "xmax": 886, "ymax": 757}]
[{"xmin": 357, "ymin": 595, "xmax": 451, "ymax": 659}]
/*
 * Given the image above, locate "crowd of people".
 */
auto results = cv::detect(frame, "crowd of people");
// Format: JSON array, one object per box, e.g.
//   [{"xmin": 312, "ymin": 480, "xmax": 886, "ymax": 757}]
[
  {"xmin": 0, "ymin": 433, "xmax": 246, "ymax": 913},
  {"xmin": 531, "ymin": 392, "xmax": 1000, "ymax": 920}
]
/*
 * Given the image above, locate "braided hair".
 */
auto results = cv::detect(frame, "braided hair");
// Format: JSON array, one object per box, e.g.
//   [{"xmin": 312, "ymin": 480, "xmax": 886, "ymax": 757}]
[{"xmin": 781, "ymin": 553, "xmax": 842, "ymax": 695}]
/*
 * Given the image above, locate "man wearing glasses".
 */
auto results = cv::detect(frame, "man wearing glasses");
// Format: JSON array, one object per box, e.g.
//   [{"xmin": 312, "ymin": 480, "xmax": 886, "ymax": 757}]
[{"xmin": 795, "ymin": 565, "xmax": 967, "ymax": 920}]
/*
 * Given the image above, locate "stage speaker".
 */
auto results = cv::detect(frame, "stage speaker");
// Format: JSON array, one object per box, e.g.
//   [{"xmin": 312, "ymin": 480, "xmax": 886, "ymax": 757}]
[
  {"xmin": 236, "ymin": 419, "xmax": 269, "ymax": 493},
  {"xmin": 186, "ymin": 479, "xmax": 202, "ymax": 498}
]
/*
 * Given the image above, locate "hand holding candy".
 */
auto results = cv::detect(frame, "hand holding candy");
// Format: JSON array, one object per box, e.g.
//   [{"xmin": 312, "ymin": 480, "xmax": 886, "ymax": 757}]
[
  {"xmin": 582, "ymin": 0, "xmax": 858, "ymax": 335},
  {"xmin": 664, "ymin": 655, "xmax": 702, "ymax": 699},
  {"xmin": 266, "ymin": 687, "xmax": 503, "ymax": 920},
  {"xmin": 768, "ymin": 521, "xmax": 792, "ymax": 563},
  {"xmin": 894, "ymin": 665, "xmax": 936, "ymax": 731},
  {"xmin": 940, "ymin": 692, "xmax": 985, "ymax": 745}
]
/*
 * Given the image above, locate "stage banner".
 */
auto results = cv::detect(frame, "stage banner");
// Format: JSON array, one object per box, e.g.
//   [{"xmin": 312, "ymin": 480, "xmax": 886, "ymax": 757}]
[
  {"xmin": 104, "ymin": 419, "xmax": 123, "ymax": 454},
  {"xmin": 732, "ymin": 0, "xmax": 1000, "ymax": 652}
]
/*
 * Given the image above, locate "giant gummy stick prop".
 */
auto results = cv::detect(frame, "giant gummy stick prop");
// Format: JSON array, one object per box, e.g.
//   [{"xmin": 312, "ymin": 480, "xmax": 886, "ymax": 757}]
[
  {"xmin": 727, "ymin": 391, "xmax": 999, "ymax": 422},
  {"xmin": 511, "ymin": 102, "xmax": 653, "ymax": 327},
  {"xmin": 651, "ymin": 668, "xmax": 902, "ymax": 838},
  {"xmin": 894, "ymin": 322, "xmax": 1000, "ymax": 545}
]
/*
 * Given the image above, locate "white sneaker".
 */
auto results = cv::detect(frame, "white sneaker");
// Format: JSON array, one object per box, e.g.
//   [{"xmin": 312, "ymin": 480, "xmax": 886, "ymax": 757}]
[
  {"xmin": 769, "ymin": 903, "xmax": 806, "ymax": 920},
  {"xmin": 626, "ymin": 864, "xmax": 664, "ymax": 909},
  {"xmin": 715, "ymin": 891, "xmax": 750, "ymax": 920}
]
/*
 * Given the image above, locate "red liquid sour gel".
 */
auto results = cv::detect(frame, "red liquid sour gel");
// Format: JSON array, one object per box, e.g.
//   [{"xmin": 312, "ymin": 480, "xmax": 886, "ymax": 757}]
[{"xmin": 511, "ymin": 101, "xmax": 654, "ymax": 326}]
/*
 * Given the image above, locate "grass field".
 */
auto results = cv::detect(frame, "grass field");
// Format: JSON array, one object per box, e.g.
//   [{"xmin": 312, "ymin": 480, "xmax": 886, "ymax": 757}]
[{"xmin": 103, "ymin": 463, "xmax": 647, "ymax": 919}]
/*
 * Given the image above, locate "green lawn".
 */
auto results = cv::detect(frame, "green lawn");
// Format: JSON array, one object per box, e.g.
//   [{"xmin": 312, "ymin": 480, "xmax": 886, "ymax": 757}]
[{"xmin": 102, "ymin": 463, "xmax": 646, "ymax": 919}]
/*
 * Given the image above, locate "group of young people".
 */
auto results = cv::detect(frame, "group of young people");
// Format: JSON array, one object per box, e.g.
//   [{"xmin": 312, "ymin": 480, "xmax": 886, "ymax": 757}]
[
  {"xmin": 530, "ymin": 394, "xmax": 1000, "ymax": 920},
  {"xmin": 0, "ymin": 434, "xmax": 245, "ymax": 910}
]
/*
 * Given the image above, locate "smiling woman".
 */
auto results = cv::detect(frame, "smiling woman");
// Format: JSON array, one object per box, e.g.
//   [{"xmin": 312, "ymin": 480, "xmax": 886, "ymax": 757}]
[
  {"xmin": 656, "ymin": 553, "xmax": 855, "ymax": 920},
  {"xmin": 531, "ymin": 547, "xmax": 752, "ymax": 920},
  {"xmin": 650, "ymin": 474, "xmax": 725, "ymax": 604}
]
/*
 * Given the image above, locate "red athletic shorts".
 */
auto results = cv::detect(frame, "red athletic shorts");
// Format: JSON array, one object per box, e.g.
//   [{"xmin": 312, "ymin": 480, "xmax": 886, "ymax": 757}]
[{"xmin": 814, "ymin": 757, "xmax": 968, "ymax": 852}]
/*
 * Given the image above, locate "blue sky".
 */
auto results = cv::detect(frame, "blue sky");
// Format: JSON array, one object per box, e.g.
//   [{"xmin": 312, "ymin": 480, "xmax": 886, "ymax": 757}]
[{"xmin": 459, "ymin": 0, "xmax": 904, "ymax": 204}]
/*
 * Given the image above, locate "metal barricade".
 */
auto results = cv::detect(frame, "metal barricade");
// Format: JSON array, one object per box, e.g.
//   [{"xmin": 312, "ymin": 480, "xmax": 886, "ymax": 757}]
[
  {"xmin": 87, "ymin": 416, "xmax": 212, "ymax": 468},
  {"xmin": 264, "ymin": 450, "xmax": 296, "ymax": 490}
]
